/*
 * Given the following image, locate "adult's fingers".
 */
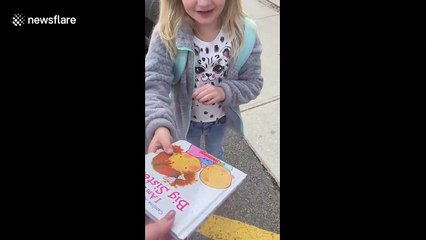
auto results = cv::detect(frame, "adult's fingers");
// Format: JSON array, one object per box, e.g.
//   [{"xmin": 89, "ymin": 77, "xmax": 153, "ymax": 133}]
[{"xmin": 145, "ymin": 210, "xmax": 176, "ymax": 240}]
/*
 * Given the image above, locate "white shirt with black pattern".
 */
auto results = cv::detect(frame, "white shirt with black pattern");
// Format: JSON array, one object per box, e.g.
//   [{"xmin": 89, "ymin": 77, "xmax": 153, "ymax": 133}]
[{"xmin": 191, "ymin": 30, "xmax": 232, "ymax": 123}]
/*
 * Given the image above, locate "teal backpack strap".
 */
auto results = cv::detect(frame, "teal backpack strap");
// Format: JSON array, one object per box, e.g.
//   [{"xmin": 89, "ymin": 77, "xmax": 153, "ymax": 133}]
[
  {"xmin": 172, "ymin": 50, "xmax": 187, "ymax": 85},
  {"xmin": 236, "ymin": 17, "xmax": 257, "ymax": 72}
]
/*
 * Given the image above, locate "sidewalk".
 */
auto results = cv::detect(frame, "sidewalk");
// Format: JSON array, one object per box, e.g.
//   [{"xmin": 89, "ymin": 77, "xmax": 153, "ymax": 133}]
[
  {"xmin": 193, "ymin": 130, "xmax": 280, "ymax": 240},
  {"xmin": 241, "ymin": 0, "xmax": 280, "ymax": 186}
]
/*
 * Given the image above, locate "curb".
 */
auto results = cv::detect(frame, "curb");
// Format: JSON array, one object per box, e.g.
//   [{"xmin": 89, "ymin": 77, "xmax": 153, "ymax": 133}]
[
  {"xmin": 259, "ymin": 0, "xmax": 280, "ymax": 12},
  {"xmin": 243, "ymin": 135, "xmax": 280, "ymax": 188}
]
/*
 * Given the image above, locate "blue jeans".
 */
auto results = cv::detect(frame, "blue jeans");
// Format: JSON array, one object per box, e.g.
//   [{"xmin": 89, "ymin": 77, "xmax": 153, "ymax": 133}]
[{"xmin": 186, "ymin": 116, "xmax": 227, "ymax": 160}]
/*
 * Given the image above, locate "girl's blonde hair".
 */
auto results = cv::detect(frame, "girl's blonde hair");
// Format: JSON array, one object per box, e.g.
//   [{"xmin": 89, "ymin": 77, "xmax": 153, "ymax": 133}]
[{"xmin": 156, "ymin": 0, "xmax": 246, "ymax": 60}]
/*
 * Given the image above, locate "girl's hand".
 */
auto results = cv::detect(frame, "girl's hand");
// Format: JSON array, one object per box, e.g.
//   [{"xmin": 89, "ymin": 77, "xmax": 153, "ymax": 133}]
[
  {"xmin": 148, "ymin": 127, "xmax": 173, "ymax": 154},
  {"xmin": 192, "ymin": 84, "xmax": 225, "ymax": 105}
]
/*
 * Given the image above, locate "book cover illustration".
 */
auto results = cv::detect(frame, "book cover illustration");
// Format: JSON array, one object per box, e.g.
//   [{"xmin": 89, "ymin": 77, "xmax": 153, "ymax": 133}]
[{"xmin": 145, "ymin": 140, "xmax": 247, "ymax": 240}]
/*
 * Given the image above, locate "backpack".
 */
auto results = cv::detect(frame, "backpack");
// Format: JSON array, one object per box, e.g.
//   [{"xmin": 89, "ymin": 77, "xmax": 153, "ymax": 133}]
[{"xmin": 172, "ymin": 18, "xmax": 257, "ymax": 85}]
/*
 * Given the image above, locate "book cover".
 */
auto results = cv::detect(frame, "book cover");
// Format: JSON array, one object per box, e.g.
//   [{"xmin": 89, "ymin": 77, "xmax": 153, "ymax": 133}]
[{"xmin": 145, "ymin": 140, "xmax": 247, "ymax": 240}]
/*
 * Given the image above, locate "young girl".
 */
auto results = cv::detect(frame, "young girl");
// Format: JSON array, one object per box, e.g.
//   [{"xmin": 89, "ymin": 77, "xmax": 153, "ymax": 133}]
[{"xmin": 145, "ymin": 0, "xmax": 263, "ymax": 160}]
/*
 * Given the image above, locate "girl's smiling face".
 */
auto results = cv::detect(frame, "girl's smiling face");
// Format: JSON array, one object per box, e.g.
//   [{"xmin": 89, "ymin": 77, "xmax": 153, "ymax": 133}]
[{"xmin": 182, "ymin": 0, "xmax": 226, "ymax": 27}]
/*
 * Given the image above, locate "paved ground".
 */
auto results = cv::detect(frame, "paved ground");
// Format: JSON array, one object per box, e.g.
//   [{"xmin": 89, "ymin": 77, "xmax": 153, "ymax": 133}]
[
  {"xmin": 144, "ymin": 130, "xmax": 281, "ymax": 240},
  {"xmin": 190, "ymin": 130, "xmax": 280, "ymax": 240},
  {"xmin": 240, "ymin": 0, "xmax": 280, "ymax": 186}
]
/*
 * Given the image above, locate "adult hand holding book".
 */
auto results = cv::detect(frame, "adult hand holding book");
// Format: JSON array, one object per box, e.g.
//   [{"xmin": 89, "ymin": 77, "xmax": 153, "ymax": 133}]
[{"xmin": 145, "ymin": 210, "xmax": 176, "ymax": 240}]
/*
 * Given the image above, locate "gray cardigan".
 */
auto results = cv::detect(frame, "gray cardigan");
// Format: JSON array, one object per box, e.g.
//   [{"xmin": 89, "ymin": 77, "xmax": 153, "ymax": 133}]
[{"xmin": 145, "ymin": 24, "xmax": 263, "ymax": 146}]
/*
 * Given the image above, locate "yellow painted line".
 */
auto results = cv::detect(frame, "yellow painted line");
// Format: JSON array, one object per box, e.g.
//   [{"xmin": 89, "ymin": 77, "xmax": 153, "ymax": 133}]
[{"xmin": 197, "ymin": 214, "xmax": 280, "ymax": 240}]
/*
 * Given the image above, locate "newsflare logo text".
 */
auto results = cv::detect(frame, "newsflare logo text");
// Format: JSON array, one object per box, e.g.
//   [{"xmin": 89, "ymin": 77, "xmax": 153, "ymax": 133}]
[{"xmin": 12, "ymin": 13, "xmax": 77, "ymax": 26}]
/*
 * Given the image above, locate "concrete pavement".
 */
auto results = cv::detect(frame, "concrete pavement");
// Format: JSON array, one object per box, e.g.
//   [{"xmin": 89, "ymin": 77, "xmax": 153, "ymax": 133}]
[
  {"xmin": 241, "ymin": 0, "xmax": 281, "ymax": 186},
  {"xmin": 146, "ymin": 130, "xmax": 280, "ymax": 240},
  {"xmin": 190, "ymin": 130, "xmax": 280, "ymax": 240}
]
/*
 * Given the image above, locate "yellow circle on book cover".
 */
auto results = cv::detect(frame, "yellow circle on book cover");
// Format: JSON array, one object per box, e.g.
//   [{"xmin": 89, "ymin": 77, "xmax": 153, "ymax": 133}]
[{"xmin": 200, "ymin": 164, "xmax": 233, "ymax": 189}]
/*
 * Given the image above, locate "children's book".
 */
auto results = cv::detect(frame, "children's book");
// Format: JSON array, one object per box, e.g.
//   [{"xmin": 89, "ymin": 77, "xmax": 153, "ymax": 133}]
[{"xmin": 145, "ymin": 140, "xmax": 247, "ymax": 240}]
